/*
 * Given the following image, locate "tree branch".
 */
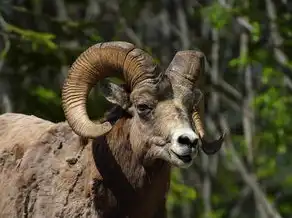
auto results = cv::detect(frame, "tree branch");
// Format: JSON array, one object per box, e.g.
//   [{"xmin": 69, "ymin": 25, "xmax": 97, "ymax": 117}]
[
  {"xmin": 229, "ymin": 186, "xmax": 252, "ymax": 218},
  {"xmin": 219, "ymin": 115, "xmax": 283, "ymax": 218},
  {"xmin": 217, "ymin": 0, "xmax": 253, "ymax": 32},
  {"xmin": 0, "ymin": 13, "xmax": 12, "ymax": 113},
  {"xmin": 175, "ymin": 0, "xmax": 190, "ymax": 50},
  {"xmin": 265, "ymin": 0, "xmax": 292, "ymax": 89}
]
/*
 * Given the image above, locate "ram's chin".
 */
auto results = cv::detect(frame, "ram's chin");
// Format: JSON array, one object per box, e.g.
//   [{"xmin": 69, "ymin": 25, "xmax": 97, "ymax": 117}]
[
  {"xmin": 166, "ymin": 143, "xmax": 198, "ymax": 168},
  {"xmin": 145, "ymin": 143, "xmax": 197, "ymax": 168},
  {"xmin": 169, "ymin": 151, "xmax": 194, "ymax": 168}
]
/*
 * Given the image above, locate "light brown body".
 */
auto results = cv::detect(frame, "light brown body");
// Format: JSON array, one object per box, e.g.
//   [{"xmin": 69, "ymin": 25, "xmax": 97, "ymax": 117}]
[{"xmin": 0, "ymin": 113, "xmax": 169, "ymax": 218}]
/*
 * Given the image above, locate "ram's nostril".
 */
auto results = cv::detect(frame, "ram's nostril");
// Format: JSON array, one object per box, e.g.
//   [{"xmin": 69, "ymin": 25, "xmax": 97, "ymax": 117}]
[
  {"xmin": 177, "ymin": 135, "xmax": 192, "ymax": 146},
  {"xmin": 192, "ymin": 138, "xmax": 199, "ymax": 147}
]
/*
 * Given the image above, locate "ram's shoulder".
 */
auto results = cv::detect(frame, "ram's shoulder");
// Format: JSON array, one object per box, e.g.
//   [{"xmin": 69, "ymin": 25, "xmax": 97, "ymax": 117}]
[{"xmin": 0, "ymin": 113, "xmax": 86, "ymax": 155}]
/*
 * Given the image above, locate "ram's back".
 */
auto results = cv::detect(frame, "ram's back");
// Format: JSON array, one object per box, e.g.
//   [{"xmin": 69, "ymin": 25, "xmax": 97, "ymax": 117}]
[{"xmin": 0, "ymin": 113, "xmax": 97, "ymax": 218}]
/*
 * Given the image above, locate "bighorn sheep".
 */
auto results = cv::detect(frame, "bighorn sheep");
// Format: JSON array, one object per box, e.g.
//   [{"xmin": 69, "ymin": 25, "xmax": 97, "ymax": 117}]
[{"xmin": 0, "ymin": 41, "xmax": 224, "ymax": 218}]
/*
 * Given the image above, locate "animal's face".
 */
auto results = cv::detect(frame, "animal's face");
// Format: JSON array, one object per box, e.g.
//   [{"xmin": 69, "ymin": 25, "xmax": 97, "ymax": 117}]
[
  {"xmin": 62, "ymin": 42, "xmax": 224, "ymax": 169},
  {"xmin": 100, "ymin": 77, "xmax": 203, "ymax": 168}
]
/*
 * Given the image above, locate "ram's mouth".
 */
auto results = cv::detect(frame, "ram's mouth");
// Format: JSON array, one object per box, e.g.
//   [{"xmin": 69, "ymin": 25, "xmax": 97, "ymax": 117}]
[{"xmin": 171, "ymin": 150, "xmax": 192, "ymax": 163}]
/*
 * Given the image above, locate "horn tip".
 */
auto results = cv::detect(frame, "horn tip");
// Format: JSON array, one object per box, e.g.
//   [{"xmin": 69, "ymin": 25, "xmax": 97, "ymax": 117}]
[
  {"xmin": 93, "ymin": 121, "xmax": 112, "ymax": 138},
  {"xmin": 77, "ymin": 121, "xmax": 113, "ymax": 139},
  {"xmin": 201, "ymin": 133, "xmax": 225, "ymax": 155}
]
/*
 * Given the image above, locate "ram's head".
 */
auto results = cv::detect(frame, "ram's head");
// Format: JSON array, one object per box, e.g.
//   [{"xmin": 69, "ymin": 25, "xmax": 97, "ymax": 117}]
[{"xmin": 62, "ymin": 41, "xmax": 224, "ymax": 168}]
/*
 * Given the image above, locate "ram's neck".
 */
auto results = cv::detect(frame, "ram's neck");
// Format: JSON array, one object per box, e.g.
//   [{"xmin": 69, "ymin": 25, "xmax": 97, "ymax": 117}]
[
  {"xmin": 93, "ymin": 117, "xmax": 145, "ymax": 187},
  {"xmin": 90, "ymin": 117, "xmax": 171, "ymax": 217}
]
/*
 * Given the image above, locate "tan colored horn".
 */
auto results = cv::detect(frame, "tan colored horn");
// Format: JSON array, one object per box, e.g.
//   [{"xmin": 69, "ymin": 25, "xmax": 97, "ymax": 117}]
[
  {"xmin": 192, "ymin": 108, "xmax": 224, "ymax": 155},
  {"xmin": 62, "ymin": 41, "xmax": 159, "ymax": 138},
  {"xmin": 165, "ymin": 50, "xmax": 224, "ymax": 155}
]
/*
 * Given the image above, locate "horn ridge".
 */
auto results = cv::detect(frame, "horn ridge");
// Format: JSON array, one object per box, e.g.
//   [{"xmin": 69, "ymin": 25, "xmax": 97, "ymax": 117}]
[{"xmin": 62, "ymin": 41, "xmax": 158, "ymax": 138}]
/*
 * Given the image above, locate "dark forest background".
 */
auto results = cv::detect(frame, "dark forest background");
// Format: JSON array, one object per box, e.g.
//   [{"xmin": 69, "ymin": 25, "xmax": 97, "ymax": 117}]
[{"xmin": 1, "ymin": 0, "xmax": 292, "ymax": 217}]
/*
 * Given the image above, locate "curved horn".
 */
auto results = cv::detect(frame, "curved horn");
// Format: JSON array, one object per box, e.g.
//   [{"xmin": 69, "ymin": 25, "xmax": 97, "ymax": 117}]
[
  {"xmin": 62, "ymin": 41, "xmax": 159, "ymax": 138},
  {"xmin": 165, "ymin": 50, "xmax": 224, "ymax": 155},
  {"xmin": 192, "ymin": 108, "xmax": 224, "ymax": 155}
]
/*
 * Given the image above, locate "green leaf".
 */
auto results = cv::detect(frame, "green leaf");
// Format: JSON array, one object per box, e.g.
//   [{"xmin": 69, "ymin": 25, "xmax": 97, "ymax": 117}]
[
  {"xmin": 31, "ymin": 86, "xmax": 60, "ymax": 105},
  {"xmin": 6, "ymin": 24, "xmax": 58, "ymax": 50},
  {"xmin": 201, "ymin": 3, "xmax": 233, "ymax": 29},
  {"xmin": 251, "ymin": 21, "xmax": 261, "ymax": 42},
  {"xmin": 167, "ymin": 169, "xmax": 197, "ymax": 208}
]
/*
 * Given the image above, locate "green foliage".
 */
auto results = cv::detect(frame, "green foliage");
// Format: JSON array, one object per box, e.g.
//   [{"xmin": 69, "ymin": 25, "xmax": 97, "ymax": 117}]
[
  {"xmin": 228, "ymin": 55, "xmax": 250, "ymax": 68},
  {"xmin": 251, "ymin": 21, "xmax": 261, "ymax": 42},
  {"xmin": 32, "ymin": 86, "xmax": 60, "ymax": 106},
  {"xmin": 7, "ymin": 24, "xmax": 57, "ymax": 50},
  {"xmin": 167, "ymin": 168, "xmax": 197, "ymax": 208},
  {"xmin": 201, "ymin": 3, "xmax": 233, "ymax": 29},
  {"xmin": 252, "ymin": 65, "xmax": 292, "ymax": 215}
]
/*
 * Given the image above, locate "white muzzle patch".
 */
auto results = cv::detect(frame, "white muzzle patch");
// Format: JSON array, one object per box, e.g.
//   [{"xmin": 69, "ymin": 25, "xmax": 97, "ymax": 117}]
[{"xmin": 169, "ymin": 127, "xmax": 199, "ymax": 167}]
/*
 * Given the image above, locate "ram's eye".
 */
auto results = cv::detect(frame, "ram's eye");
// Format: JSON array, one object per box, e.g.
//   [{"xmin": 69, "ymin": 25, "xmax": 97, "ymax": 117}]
[
  {"xmin": 137, "ymin": 104, "xmax": 151, "ymax": 112},
  {"xmin": 136, "ymin": 104, "xmax": 153, "ymax": 117}
]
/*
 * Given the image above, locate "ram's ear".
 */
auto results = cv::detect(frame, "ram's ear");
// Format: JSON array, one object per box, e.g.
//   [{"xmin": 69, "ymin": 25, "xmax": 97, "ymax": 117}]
[
  {"xmin": 193, "ymin": 88, "xmax": 203, "ymax": 106},
  {"xmin": 99, "ymin": 80, "xmax": 130, "ymax": 110}
]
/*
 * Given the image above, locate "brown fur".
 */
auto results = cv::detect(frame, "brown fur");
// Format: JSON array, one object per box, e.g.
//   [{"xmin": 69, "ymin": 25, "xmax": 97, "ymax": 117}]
[{"xmin": 0, "ymin": 113, "xmax": 170, "ymax": 218}]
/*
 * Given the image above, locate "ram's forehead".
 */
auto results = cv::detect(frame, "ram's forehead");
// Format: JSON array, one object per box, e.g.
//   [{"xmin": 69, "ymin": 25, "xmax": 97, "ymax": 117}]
[
  {"xmin": 130, "ymin": 76, "xmax": 173, "ymax": 101},
  {"xmin": 130, "ymin": 75, "xmax": 201, "ymax": 106}
]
